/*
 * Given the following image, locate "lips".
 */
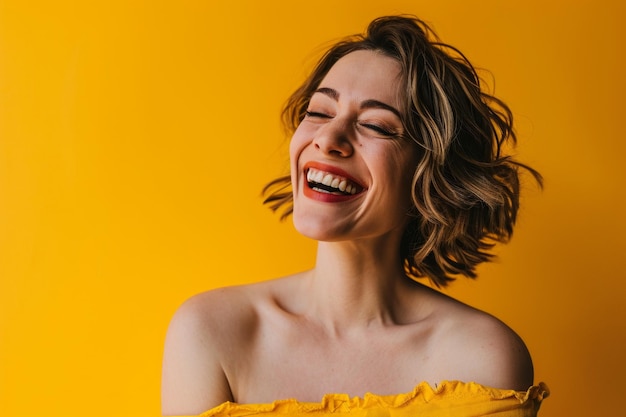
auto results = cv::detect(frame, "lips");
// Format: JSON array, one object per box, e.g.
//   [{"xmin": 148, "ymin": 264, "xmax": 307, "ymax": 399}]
[{"xmin": 302, "ymin": 162, "xmax": 365, "ymax": 201}]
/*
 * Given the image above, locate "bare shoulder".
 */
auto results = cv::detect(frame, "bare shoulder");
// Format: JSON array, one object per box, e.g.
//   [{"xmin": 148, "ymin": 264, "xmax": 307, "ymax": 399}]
[
  {"xmin": 423, "ymin": 288, "xmax": 534, "ymax": 391},
  {"xmin": 161, "ymin": 285, "xmax": 259, "ymax": 415},
  {"xmin": 161, "ymin": 276, "xmax": 299, "ymax": 415},
  {"xmin": 170, "ymin": 285, "xmax": 259, "ymax": 334}
]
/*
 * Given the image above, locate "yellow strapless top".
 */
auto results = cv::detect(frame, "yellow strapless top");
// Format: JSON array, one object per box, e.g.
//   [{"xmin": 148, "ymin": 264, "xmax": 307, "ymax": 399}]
[{"xmin": 195, "ymin": 381, "xmax": 549, "ymax": 416}]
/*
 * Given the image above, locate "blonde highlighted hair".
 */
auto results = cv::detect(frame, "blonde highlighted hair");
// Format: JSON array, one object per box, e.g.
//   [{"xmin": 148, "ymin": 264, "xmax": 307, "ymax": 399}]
[{"xmin": 264, "ymin": 15, "xmax": 542, "ymax": 287}]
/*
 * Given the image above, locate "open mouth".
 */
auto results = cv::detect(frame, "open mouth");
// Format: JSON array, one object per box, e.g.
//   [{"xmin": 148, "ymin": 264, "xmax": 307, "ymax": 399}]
[{"xmin": 306, "ymin": 167, "xmax": 364, "ymax": 196}]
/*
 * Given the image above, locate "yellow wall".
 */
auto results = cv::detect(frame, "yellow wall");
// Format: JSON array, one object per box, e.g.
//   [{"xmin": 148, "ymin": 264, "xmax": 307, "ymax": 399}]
[{"xmin": 1, "ymin": 1, "xmax": 624, "ymax": 416}]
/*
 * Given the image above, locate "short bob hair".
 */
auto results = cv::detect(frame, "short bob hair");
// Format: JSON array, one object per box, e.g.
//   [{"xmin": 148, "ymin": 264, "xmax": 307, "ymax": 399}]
[{"xmin": 263, "ymin": 15, "xmax": 541, "ymax": 287}]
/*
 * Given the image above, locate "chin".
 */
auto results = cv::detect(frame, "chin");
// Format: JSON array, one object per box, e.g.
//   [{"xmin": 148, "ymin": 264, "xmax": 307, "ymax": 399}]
[{"xmin": 292, "ymin": 212, "xmax": 350, "ymax": 242}]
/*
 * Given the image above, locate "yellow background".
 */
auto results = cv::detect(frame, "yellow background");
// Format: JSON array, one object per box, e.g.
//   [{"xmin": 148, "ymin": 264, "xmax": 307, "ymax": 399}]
[{"xmin": 1, "ymin": 1, "xmax": 624, "ymax": 416}]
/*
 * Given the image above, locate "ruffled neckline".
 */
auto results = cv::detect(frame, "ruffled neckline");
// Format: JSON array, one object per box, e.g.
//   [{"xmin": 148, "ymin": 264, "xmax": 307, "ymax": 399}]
[{"xmin": 199, "ymin": 380, "xmax": 550, "ymax": 416}]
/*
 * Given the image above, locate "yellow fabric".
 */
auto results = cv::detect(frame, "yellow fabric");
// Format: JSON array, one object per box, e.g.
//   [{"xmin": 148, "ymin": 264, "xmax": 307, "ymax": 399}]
[{"xmin": 196, "ymin": 381, "xmax": 549, "ymax": 417}]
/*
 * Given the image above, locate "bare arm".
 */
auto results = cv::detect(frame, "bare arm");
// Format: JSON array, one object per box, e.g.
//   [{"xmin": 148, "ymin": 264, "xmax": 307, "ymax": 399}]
[{"xmin": 161, "ymin": 295, "xmax": 233, "ymax": 416}]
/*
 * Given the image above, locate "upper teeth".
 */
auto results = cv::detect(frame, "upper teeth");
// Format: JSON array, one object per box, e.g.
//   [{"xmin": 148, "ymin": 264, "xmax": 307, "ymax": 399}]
[{"xmin": 306, "ymin": 168, "xmax": 360, "ymax": 195}]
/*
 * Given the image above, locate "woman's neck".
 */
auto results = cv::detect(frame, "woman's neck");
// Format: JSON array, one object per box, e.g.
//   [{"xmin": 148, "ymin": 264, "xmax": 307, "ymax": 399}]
[{"xmin": 301, "ymin": 234, "xmax": 415, "ymax": 335}]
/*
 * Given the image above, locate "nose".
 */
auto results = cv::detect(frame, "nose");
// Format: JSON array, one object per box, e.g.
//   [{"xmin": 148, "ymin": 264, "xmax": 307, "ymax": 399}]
[{"xmin": 312, "ymin": 119, "xmax": 354, "ymax": 157}]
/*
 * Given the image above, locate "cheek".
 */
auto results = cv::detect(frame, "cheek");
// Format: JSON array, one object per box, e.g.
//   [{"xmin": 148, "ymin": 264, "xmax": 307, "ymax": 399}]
[
  {"xmin": 378, "ymin": 146, "xmax": 418, "ymax": 200},
  {"xmin": 289, "ymin": 123, "xmax": 319, "ymax": 171},
  {"xmin": 289, "ymin": 126, "xmax": 310, "ymax": 189},
  {"xmin": 289, "ymin": 124, "xmax": 308, "ymax": 160},
  {"xmin": 372, "ymin": 142, "xmax": 417, "ymax": 178}
]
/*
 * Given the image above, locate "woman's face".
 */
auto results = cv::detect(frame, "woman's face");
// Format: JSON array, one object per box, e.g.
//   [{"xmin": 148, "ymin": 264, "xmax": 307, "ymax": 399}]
[{"xmin": 290, "ymin": 49, "xmax": 419, "ymax": 243}]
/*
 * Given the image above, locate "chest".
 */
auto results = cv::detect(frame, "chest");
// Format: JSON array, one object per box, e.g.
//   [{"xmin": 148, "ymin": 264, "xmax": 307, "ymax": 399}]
[{"xmin": 229, "ymin": 324, "xmax": 439, "ymax": 403}]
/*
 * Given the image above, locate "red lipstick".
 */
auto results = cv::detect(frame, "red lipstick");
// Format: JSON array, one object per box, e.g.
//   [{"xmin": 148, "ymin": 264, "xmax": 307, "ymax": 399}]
[{"xmin": 302, "ymin": 162, "xmax": 366, "ymax": 203}]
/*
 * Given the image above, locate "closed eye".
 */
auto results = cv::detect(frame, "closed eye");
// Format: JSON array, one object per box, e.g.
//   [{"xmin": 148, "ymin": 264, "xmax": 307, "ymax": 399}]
[
  {"xmin": 304, "ymin": 110, "xmax": 332, "ymax": 119},
  {"xmin": 359, "ymin": 123, "xmax": 397, "ymax": 137}
]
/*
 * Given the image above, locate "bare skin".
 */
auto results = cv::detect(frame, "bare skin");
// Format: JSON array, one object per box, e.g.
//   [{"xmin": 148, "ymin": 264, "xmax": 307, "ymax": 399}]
[
  {"xmin": 161, "ymin": 270, "xmax": 533, "ymax": 415},
  {"xmin": 161, "ymin": 51, "xmax": 534, "ymax": 416}
]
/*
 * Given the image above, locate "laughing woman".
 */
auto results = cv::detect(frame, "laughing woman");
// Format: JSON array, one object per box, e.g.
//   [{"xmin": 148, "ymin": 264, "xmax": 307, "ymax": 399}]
[{"xmin": 162, "ymin": 15, "xmax": 548, "ymax": 417}]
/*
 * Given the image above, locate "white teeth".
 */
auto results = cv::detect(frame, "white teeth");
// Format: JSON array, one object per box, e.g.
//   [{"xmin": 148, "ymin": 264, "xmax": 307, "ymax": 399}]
[{"xmin": 306, "ymin": 167, "xmax": 361, "ymax": 195}]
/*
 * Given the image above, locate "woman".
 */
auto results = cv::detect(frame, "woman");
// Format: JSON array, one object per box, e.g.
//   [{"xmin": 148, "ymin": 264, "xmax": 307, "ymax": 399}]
[{"xmin": 162, "ymin": 15, "xmax": 548, "ymax": 416}]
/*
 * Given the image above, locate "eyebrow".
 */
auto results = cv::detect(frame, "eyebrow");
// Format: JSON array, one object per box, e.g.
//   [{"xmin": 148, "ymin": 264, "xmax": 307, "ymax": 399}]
[{"xmin": 313, "ymin": 87, "xmax": 402, "ymax": 119}]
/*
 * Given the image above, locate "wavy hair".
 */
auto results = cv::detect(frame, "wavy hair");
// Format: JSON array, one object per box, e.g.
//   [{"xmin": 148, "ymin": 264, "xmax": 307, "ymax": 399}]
[{"xmin": 263, "ymin": 15, "xmax": 542, "ymax": 287}]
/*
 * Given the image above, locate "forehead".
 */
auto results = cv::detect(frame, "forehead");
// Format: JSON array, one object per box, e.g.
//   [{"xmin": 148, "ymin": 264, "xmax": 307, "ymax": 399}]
[{"xmin": 317, "ymin": 50, "xmax": 404, "ymax": 109}]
